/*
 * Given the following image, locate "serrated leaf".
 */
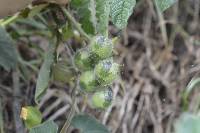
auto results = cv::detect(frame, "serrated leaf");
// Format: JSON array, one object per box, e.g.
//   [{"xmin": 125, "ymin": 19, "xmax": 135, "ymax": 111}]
[
  {"xmin": 154, "ymin": 0, "xmax": 176, "ymax": 12},
  {"xmin": 35, "ymin": 39, "xmax": 56, "ymax": 104},
  {"xmin": 96, "ymin": 0, "xmax": 110, "ymax": 36},
  {"xmin": 71, "ymin": 0, "xmax": 97, "ymax": 34},
  {"xmin": 71, "ymin": 114, "xmax": 110, "ymax": 133},
  {"xmin": 0, "ymin": 26, "xmax": 18, "ymax": 71},
  {"xmin": 174, "ymin": 113, "xmax": 200, "ymax": 133},
  {"xmin": 29, "ymin": 120, "xmax": 58, "ymax": 133},
  {"xmin": 110, "ymin": 0, "xmax": 136, "ymax": 29}
]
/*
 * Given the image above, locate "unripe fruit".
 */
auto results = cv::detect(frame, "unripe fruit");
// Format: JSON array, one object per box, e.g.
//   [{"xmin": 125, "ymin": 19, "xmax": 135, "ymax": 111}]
[
  {"xmin": 61, "ymin": 24, "xmax": 73, "ymax": 41},
  {"xmin": 91, "ymin": 87, "xmax": 113, "ymax": 109},
  {"xmin": 95, "ymin": 59, "xmax": 119, "ymax": 85},
  {"xmin": 79, "ymin": 71, "xmax": 97, "ymax": 92},
  {"xmin": 52, "ymin": 60, "xmax": 75, "ymax": 83},
  {"xmin": 74, "ymin": 48, "xmax": 94, "ymax": 71},
  {"xmin": 89, "ymin": 35, "xmax": 113, "ymax": 60},
  {"xmin": 20, "ymin": 106, "xmax": 42, "ymax": 129}
]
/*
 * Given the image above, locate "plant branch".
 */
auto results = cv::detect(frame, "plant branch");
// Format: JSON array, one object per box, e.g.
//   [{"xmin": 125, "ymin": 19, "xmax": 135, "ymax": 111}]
[
  {"xmin": 12, "ymin": 68, "xmax": 25, "ymax": 133},
  {"xmin": 60, "ymin": 79, "xmax": 78, "ymax": 133},
  {"xmin": 0, "ymin": 14, "xmax": 19, "ymax": 27},
  {"xmin": 60, "ymin": 42, "xmax": 80, "ymax": 133},
  {"xmin": 154, "ymin": 1, "xmax": 168, "ymax": 46},
  {"xmin": 64, "ymin": 42, "xmax": 78, "ymax": 72},
  {"xmin": 61, "ymin": 6, "xmax": 91, "ymax": 41}
]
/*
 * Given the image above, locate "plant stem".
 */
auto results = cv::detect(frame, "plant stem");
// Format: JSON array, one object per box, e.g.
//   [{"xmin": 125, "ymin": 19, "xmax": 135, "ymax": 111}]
[
  {"xmin": 0, "ymin": 14, "xmax": 19, "ymax": 27},
  {"xmin": 60, "ymin": 80, "xmax": 78, "ymax": 133},
  {"xmin": 154, "ymin": 0, "xmax": 168, "ymax": 46},
  {"xmin": 61, "ymin": 6, "xmax": 91, "ymax": 41},
  {"xmin": 60, "ymin": 43, "xmax": 80, "ymax": 133},
  {"xmin": 64, "ymin": 43, "xmax": 79, "ymax": 72}
]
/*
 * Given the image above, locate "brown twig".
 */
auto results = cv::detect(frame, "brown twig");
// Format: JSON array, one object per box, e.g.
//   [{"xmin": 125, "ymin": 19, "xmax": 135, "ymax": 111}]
[
  {"xmin": 0, "ymin": 98, "xmax": 4, "ymax": 133},
  {"xmin": 12, "ymin": 69, "xmax": 24, "ymax": 133}
]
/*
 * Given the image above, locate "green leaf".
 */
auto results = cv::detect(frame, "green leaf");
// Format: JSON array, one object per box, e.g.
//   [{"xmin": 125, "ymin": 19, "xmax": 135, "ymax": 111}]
[
  {"xmin": 28, "ymin": 4, "xmax": 48, "ymax": 18},
  {"xmin": 20, "ymin": 4, "xmax": 48, "ymax": 18},
  {"xmin": 0, "ymin": 26, "xmax": 18, "ymax": 71},
  {"xmin": 71, "ymin": 0, "xmax": 97, "ymax": 34},
  {"xmin": 185, "ymin": 78, "xmax": 200, "ymax": 96},
  {"xmin": 16, "ymin": 18, "xmax": 47, "ymax": 30},
  {"xmin": 174, "ymin": 113, "xmax": 200, "ymax": 133},
  {"xmin": 110, "ymin": 0, "xmax": 136, "ymax": 29},
  {"xmin": 71, "ymin": 114, "xmax": 110, "ymax": 133},
  {"xmin": 96, "ymin": 0, "xmax": 110, "ymax": 36},
  {"xmin": 71, "ymin": 0, "xmax": 111, "ymax": 36},
  {"xmin": 29, "ymin": 120, "xmax": 58, "ymax": 133},
  {"xmin": 154, "ymin": 0, "xmax": 176, "ymax": 12},
  {"xmin": 35, "ymin": 39, "xmax": 56, "ymax": 104},
  {"xmin": 182, "ymin": 77, "xmax": 200, "ymax": 110}
]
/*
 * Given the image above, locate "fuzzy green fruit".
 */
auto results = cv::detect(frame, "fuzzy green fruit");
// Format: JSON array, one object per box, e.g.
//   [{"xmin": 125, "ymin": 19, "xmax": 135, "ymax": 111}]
[
  {"xmin": 74, "ymin": 48, "xmax": 94, "ymax": 71},
  {"xmin": 95, "ymin": 59, "xmax": 119, "ymax": 85},
  {"xmin": 79, "ymin": 71, "xmax": 97, "ymax": 92},
  {"xmin": 61, "ymin": 24, "xmax": 73, "ymax": 41},
  {"xmin": 92, "ymin": 87, "xmax": 113, "ymax": 109},
  {"xmin": 52, "ymin": 60, "xmax": 75, "ymax": 83},
  {"xmin": 20, "ymin": 106, "xmax": 42, "ymax": 129},
  {"xmin": 89, "ymin": 35, "xmax": 113, "ymax": 60}
]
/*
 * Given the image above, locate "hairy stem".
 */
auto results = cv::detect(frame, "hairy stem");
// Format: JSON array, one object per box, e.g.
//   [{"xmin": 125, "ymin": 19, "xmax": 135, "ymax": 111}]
[
  {"xmin": 61, "ymin": 6, "xmax": 91, "ymax": 41},
  {"xmin": 0, "ymin": 14, "xmax": 19, "ymax": 27},
  {"xmin": 60, "ymin": 43, "xmax": 80, "ymax": 133},
  {"xmin": 60, "ymin": 80, "xmax": 78, "ymax": 133}
]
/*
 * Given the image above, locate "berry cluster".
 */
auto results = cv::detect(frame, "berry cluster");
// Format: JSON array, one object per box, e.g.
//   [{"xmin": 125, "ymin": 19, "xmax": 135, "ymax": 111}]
[{"xmin": 74, "ymin": 35, "xmax": 120, "ymax": 109}]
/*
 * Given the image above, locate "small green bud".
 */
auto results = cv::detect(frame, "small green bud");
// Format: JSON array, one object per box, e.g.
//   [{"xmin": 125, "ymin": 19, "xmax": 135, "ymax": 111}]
[
  {"xmin": 89, "ymin": 35, "xmax": 113, "ymax": 60},
  {"xmin": 74, "ymin": 48, "xmax": 94, "ymax": 71},
  {"xmin": 61, "ymin": 24, "xmax": 73, "ymax": 41},
  {"xmin": 91, "ymin": 87, "xmax": 113, "ymax": 109},
  {"xmin": 95, "ymin": 59, "xmax": 119, "ymax": 85},
  {"xmin": 20, "ymin": 106, "xmax": 42, "ymax": 129},
  {"xmin": 79, "ymin": 71, "xmax": 97, "ymax": 92}
]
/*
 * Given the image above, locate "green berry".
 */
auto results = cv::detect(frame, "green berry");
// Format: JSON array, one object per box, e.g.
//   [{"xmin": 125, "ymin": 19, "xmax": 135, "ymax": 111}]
[
  {"xmin": 20, "ymin": 106, "xmax": 42, "ymax": 129},
  {"xmin": 79, "ymin": 71, "xmax": 97, "ymax": 92},
  {"xmin": 52, "ymin": 60, "xmax": 75, "ymax": 83},
  {"xmin": 89, "ymin": 35, "xmax": 113, "ymax": 60},
  {"xmin": 92, "ymin": 87, "xmax": 113, "ymax": 109},
  {"xmin": 95, "ymin": 59, "xmax": 119, "ymax": 85},
  {"xmin": 74, "ymin": 48, "xmax": 94, "ymax": 71},
  {"xmin": 61, "ymin": 24, "xmax": 73, "ymax": 41}
]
